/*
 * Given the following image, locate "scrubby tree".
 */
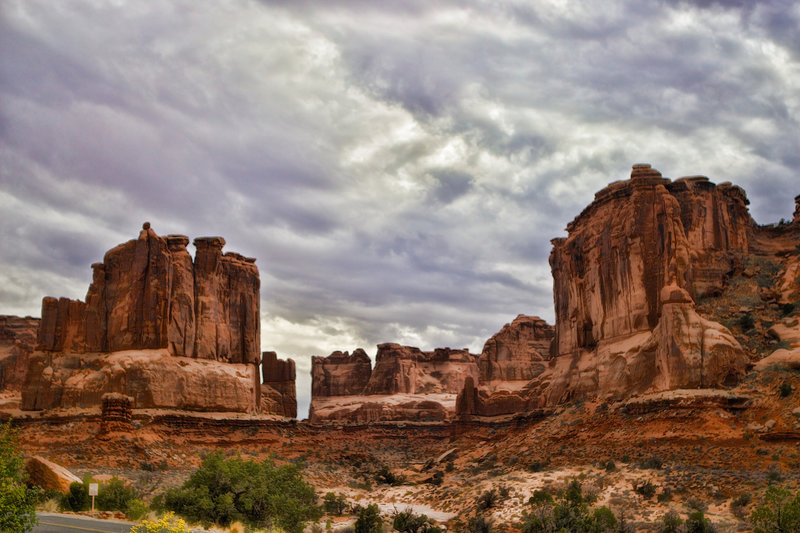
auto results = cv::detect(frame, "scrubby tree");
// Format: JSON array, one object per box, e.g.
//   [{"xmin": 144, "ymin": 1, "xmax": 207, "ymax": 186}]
[
  {"xmin": 163, "ymin": 452, "xmax": 321, "ymax": 532},
  {"xmin": 750, "ymin": 486, "xmax": 800, "ymax": 533},
  {"xmin": 520, "ymin": 481, "xmax": 617, "ymax": 533},
  {"xmin": 0, "ymin": 420, "xmax": 37, "ymax": 533},
  {"xmin": 97, "ymin": 476, "xmax": 137, "ymax": 512},
  {"xmin": 355, "ymin": 503, "xmax": 383, "ymax": 533},
  {"xmin": 323, "ymin": 492, "xmax": 348, "ymax": 516}
]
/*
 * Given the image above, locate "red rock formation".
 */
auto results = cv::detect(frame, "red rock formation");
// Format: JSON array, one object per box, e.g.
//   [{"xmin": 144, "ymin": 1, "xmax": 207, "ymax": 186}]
[
  {"xmin": 99, "ymin": 393, "xmax": 133, "ymax": 436},
  {"xmin": 478, "ymin": 315, "xmax": 553, "ymax": 384},
  {"xmin": 23, "ymin": 224, "xmax": 264, "ymax": 413},
  {"xmin": 0, "ymin": 315, "xmax": 39, "ymax": 391},
  {"xmin": 261, "ymin": 351, "xmax": 297, "ymax": 418},
  {"xmin": 311, "ymin": 349, "xmax": 372, "ymax": 397},
  {"xmin": 544, "ymin": 165, "xmax": 750, "ymax": 405},
  {"xmin": 363, "ymin": 344, "xmax": 478, "ymax": 395}
]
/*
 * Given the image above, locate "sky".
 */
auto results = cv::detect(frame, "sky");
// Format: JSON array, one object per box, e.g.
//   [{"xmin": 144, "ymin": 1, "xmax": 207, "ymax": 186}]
[{"xmin": 1, "ymin": 0, "xmax": 798, "ymax": 418}]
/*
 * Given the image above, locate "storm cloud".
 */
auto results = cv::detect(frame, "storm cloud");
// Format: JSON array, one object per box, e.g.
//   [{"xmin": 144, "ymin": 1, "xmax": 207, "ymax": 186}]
[{"xmin": 1, "ymin": 0, "xmax": 798, "ymax": 417}]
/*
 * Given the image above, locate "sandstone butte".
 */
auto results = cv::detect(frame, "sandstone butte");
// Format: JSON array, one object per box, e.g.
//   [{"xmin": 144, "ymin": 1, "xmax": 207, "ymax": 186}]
[
  {"xmin": 4, "ymin": 165, "xmax": 800, "ymax": 424},
  {"xmin": 15, "ymin": 223, "xmax": 296, "ymax": 416}
]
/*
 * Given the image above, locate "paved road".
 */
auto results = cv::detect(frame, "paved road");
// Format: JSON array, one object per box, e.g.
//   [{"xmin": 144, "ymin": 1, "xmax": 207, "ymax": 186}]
[
  {"xmin": 32, "ymin": 513, "xmax": 212, "ymax": 533},
  {"xmin": 33, "ymin": 513, "xmax": 134, "ymax": 533}
]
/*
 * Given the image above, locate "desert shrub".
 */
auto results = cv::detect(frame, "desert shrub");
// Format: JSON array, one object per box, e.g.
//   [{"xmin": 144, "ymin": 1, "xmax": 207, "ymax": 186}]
[
  {"xmin": 528, "ymin": 490, "xmax": 553, "ymax": 506},
  {"xmin": 767, "ymin": 466, "xmax": 783, "ymax": 484},
  {"xmin": 323, "ymin": 492, "xmax": 348, "ymax": 516},
  {"xmin": 60, "ymin": 480, "xmax": 90, "ymax": 512},
  {"xmin": 600, "ymin": 459, "xmax": 616, "ymax": 472},
  {"xmin": 660, "ymin": 510, "xmax": 683, "ymax": 533},
  {"xmin": 634, "ymin": 480, "xmax": 656, "ymax": 499},
  {"xmin": 527, "ymin": 459, "xmax": 549, "ymax": 472},
  {"xmin": 779, "ymin": 382, "xmax": 792, "ymax": 397},
  {"xmin": 686, "ymin": 497, "xmax": 708, "ymax": 513},
  {"xmin": 392, "ymin": 507, "xmax": 440, "ymax": 533},
  {"xmin": 781, "ymin": 303, "xmax": 796, "ymax": 316},
  {"xmin": 685, "ymin": 510, "xmax": 716, "ymax": 533},
  {"xmin": 129, "ymin": 512, "xmax": 189, "ymax": 533},
  {"xmin": 97, "ymin": 476, "xmax": 137, "ymax": 512},
  {"xmin": 476, "ymin": 489, "xmax": 498, "ymax": 511},
  {"xmin": 466, "ymin": 516, "xmax": 493, "ymax": 533},
  {"xmin": 750, "ymin": 486, "xmax": 800, "ymax": 533},
  {"xmin": 354, "ymin": 503, "xmax": 382, "ymax": 533},
  {"xmin": 375, "ymin": 465, "xmax": 406, "ymax": 486},
  {"xmin": 730, "ymin": 493, "xmax": 751, "ymax": 519},
  {"xmin": 0, "ymin": 421, "xmax": 37, "ymax": 533},
  {"xmin": 520, "ymin": 480, "xmax": 617, "ymax": 533},
  {"xmin": 126, "ymin": 499, "xmax": 149, "ymax": 520},
  {"xmin": 163, "ymin": 452, "xmax": 321, "ymax": 532},
  {"xmin": 426, "ymin": 471, "xmax": 444, "ymax": 486},
  {"xmin": 640, "ymin": 455, "xmax": 663, "ymax": 469},
  {"xmin": 738, "ymin": 312, "xmax": 756, "ymax": 331}
]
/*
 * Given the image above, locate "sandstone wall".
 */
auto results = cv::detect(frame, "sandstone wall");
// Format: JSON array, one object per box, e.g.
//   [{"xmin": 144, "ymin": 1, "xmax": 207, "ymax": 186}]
[
  {"xmin": 261, "ymin": 351, "xmax": 297, "ymax": 418},
  {"xmin": 478, "ymin": 315, "xmax": 553, "ymax": 384},
  {"xmin": 35, "ymin": 224, "xmax": 260, "ymax": 365},
  {"xmin": 0, "ymin": 315, "xmax": 39, "ymax": 390},
  {"xmin": 23, "ymin": 224, "xmax": 265, "ymax": 413}
]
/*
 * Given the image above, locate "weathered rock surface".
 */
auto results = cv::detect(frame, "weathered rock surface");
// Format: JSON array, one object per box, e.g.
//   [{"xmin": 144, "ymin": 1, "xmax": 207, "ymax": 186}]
[
  {"xmin": 22, "ymin": 224, "xmax": 265, "ymax": 413},
  {"xmin": 0, "ymin": 315, "xmax": 39, "ymax": 390},
  {"xmin": 310, "ymin": 345, "xmax": 478, "ymax": 422},
  {"xmin": 36, "ymin": 225, "xmax": 260, "ymax": 365},
  {"xmin": 25, "ymin": 456, "xmax": 81, "ymax": 493},
  {"xmin": 459, "ymin": 165, "xmax": 758, "ymax": 418},
  {"xmin": 478, "ymin": 315, "xmax": 553, "ymax": 384},
  {"xmin": 23, "ymin": 349, "xmax": 259, "ymax": 412},
  {"xmin": 311, "ymin": 349, "xmax": 372, "ymax": 398},
  {"xmin": 261, "ymin": 351, "xmax": 297, "ymax": 418}
]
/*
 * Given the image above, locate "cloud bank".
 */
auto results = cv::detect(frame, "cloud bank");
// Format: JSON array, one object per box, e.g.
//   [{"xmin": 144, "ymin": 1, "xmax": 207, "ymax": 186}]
[{"xmin": 2, "ymin": 0, "xmax": 798, "ymax": 417}]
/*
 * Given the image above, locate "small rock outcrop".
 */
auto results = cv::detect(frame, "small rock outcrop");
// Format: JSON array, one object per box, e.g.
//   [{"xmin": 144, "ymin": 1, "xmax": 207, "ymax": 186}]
[
  {"xmin": 309, "ymin": 344, "xmax": 479, "ymax": 423},
  {"xmin": 22, "ymin": 225, "xmax": 268, "ymax": 413},
  {"xmin": 261, "ymin": 351, "xmax": 297, "ymax": 418},
  {"xmin": 0, "ymin": 315, "xmax": 39, "ymax": 391},
  {"xmin": 99, "ymin": 393, "xmax": 133, "ymax": 436}
]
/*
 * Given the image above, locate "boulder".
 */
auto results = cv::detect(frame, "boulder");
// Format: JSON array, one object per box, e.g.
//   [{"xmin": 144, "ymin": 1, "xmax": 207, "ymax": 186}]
[{"xmin": 26, "ymin": 456, "xmax": 81, "ymax": 493}]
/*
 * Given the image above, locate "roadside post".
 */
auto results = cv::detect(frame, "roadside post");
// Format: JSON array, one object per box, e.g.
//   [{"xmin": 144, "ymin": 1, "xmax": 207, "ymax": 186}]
[{"xmin": 89, "ymin": 482, "xmax": 99, "ymax": 513}]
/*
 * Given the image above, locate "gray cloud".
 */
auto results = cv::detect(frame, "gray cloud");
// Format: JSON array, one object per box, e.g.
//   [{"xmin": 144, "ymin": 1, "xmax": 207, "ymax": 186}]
[{"xmin": 1, "ymin": 0, "xmax": 798, "ymax": 417}]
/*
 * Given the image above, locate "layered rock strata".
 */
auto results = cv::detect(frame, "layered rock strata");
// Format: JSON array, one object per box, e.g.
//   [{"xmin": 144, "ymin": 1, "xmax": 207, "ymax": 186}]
[
  {"xmin": 99, "ymin": 393, "xmax": 133, "ymax": 435},
  {"xmin": 310, "ymin": 344, "xmax": 478, "ymax": 423},
  {"xmin": 0, "ymin": 316, "xmax": 39, "ymax": 390},
  {"xmin": 22, "ymin": 224, "xmax": 272, "ymax": 414}
]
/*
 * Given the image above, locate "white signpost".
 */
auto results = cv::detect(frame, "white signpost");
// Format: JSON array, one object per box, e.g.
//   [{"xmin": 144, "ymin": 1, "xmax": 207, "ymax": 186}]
[{"xmin": 89, "ymin": 483, "xmax": 98, "ymax": 512}]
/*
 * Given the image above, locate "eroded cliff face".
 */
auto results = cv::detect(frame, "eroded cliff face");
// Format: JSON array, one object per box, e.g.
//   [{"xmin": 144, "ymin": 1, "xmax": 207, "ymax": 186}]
[
  {"xmin": 309, "ymin": 344, "xmax": 478, "ymax": 423},
  {"xmin": 261, "ymin": 351, "xmax": 297, "ymax": 418},
  {"xmin": 458, "ymin": 165, "xmax": 762, "ymax": 419},
  {"xmin": 0, "ymin": 316, "xmax": 39, "ymax": 391},
  {"xmin": 478, "ymin": 315, "xmax": 553, "ymax": 384},
  {"xmin": 22, "ymin": 224, "xmax": 274, "ymax": 414}
]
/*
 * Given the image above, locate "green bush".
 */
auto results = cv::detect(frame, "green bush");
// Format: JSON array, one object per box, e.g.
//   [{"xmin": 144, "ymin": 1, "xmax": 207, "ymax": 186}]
[
  {"xmin": 375, "ymin": 465, "xmax": 405, "ymax": 486},
  {"xmin": 476, "ymin": 489, "xmax": 498, "ymax": 511},
  {"xmin": 163, "ymin": 452, "xmax": 321, "ymax": 532},
  {"xmin": 685, "ymin": 510, "xmax": 715, "ymax": 532},
  {"xmin": 392, "ymin": 507, "xmax": 440, "ymax": 533},
  {"xmin": 779, "ymin": 382, "xmax": 792, "ymax": 397},
  {"xmin": 466, "ymin": 516, "xmax": 493, "ymax": 533},
  {"xmin": 97, "ymin": 476, "xmax": 137, "ymax": 512},
  {"xmin": 660, "ymin": 510, "xmax": 682, "ymax": 533},
  {"xmin": 60, "ymin": 480, "xmax": 90, "ymax": 512},
  {"xmin": 323, "ymin": 492, "xmax": 348, "ymax": 516},
  {"xmin": 750, "ymin": 486, "xmax": 800, "ymax": 533},
  {"xmin": 125, "ymin": 499, "xmax": 149, "ymax": 520},
  {"xmin": 354, "ymin": 503, "xmax": 382, "ymax": 533},
  {"xmin": 0, "ymin": 420, "xmax": 37, "ymax": 533},
  {"xmin": 520, "ymin": 480, "xmax": 617, "ymax": 533},
  {"xmin": 639, "ymin": 455, "xmax": 664, "ymax": 469}
]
